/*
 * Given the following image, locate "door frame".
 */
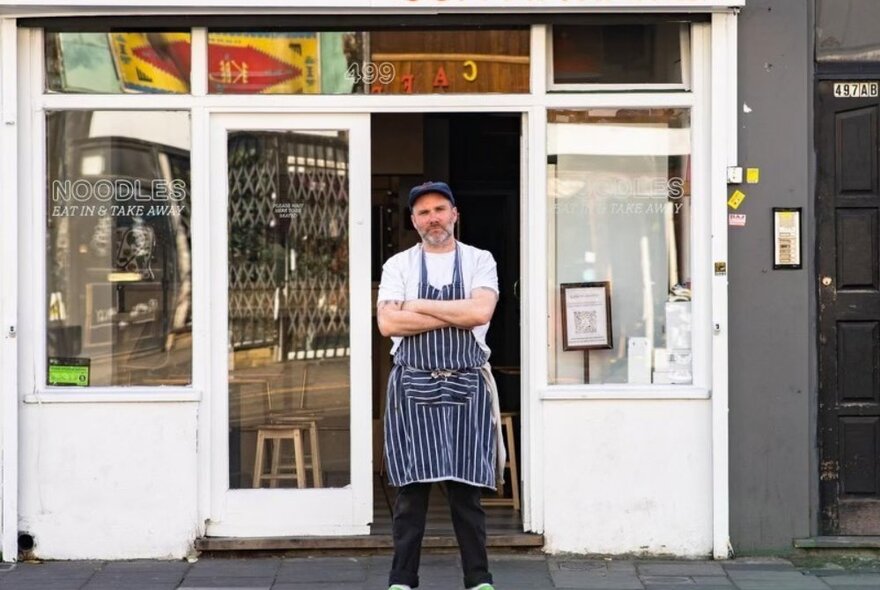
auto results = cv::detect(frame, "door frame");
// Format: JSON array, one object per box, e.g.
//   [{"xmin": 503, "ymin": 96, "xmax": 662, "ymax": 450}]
[
  {"xmin": 0, "ymin": 18, "xmax": 18, "ymax": 560},
  {"xmin": 190, "ymin": 103, "xmax": 536, "ymax": 541},
  {"xmin": 205, "ymin": 112, "xmax": 373, "ymax": 537}
]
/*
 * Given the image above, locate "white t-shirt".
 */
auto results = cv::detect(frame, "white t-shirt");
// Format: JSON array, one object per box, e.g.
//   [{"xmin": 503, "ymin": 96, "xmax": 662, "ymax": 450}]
[{"xmin": 377, "ymin": 242, "xmax": 499, "ymax": 355}]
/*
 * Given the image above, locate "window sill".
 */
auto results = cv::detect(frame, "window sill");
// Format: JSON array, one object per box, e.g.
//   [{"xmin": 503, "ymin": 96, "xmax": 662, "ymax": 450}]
[
  {"xmin": 540, "ymin": 385, "xmax": 710, "ymax": 400},
  {"xmin": 24, "ymin": 389, "xmax": 202, "ymax": 404}
]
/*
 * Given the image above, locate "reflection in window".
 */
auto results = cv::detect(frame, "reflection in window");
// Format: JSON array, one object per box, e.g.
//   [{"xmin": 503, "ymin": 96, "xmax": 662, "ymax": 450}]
[
  {"xmin": 548, "ymin": 109, "xmax": 692, "ymax": 385},
  {"xmin": 227, "ymin": 130, "xmax": 351, "ymax": 489},
  {"xmin": 207, "ymin": 29, "xmax": 529, "ymax": 94},
  {"xmin": 816, "ymin": 0, "xmax": 880, "ymax": 62},
  {"xmin": 46, "ymin": 111, "xmax": 192, "ymax": 387},
  {"xmin": 45, "ymin": 33, "xmax": 192, "ymax": 94},
  {"xmin": 552, "ymin": 24, "xmax": 689, "ymax": 86}
]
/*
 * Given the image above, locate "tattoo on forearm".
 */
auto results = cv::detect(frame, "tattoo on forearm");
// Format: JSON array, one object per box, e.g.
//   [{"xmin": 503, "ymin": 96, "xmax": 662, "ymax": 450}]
[{"xmin": 378, "ymin": 300, "xmax": 403, "ymax": 310}]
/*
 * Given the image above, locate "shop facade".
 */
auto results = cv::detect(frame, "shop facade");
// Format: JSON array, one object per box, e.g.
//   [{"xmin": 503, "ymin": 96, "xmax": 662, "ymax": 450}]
[{"xmin": 0, "ymin": 0, "xmax": 741, "ymax": 561}]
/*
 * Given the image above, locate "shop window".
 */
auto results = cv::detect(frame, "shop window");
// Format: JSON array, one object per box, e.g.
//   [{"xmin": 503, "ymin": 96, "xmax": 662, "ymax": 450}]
[
  {"xmin": 207, "ymin": 30, "xmax": 529, "ymax": 94},
  {"xmin": 551, "ymin": 23, "xmax": 689, "ymax": 87},
  {"xmin": 547, "ymin": 109, "xmax": 692, "ymax": 385},
  {"xmin": 45, "ymin": 32, "xmax": 192, "ymax": 94},
  {"xmin": 46, "ymin": 110, "xmax": 192, "ymax": 387}
]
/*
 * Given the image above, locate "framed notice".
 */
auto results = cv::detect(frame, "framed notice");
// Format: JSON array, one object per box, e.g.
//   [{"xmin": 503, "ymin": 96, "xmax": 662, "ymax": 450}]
[
  {"xmin": 560, "ymin": 281, "xmax": 613, "ymax": 351},
  {"xmin": 773, "ymin": 207, "xmax": 802, "ymax": 269}
]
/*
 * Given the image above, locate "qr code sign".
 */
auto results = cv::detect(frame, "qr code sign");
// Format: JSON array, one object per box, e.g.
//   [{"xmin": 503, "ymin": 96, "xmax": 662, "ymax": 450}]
[{"xmin": 573, "ymin": 310, "xmax": 598, "ymax": 335}]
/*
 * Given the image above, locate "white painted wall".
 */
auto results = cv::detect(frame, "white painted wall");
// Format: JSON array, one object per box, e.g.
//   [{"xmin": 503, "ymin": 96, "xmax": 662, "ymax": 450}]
[
  {"xmin": 18, "ymin": 402, "xmax": 199, "ymax": 559},
  {"xmin": 542, "ymin": 399, "xmax": 713, "ymax": 556}
]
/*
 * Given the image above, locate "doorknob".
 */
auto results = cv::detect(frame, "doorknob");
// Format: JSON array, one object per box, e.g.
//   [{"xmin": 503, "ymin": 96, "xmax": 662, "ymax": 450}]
[{"xmin": 821, "ymin": 276, "xmax": 832, "ymax": 286}]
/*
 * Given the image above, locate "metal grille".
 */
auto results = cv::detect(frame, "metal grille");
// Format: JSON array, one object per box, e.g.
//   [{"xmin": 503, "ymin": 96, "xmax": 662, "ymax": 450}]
[{"xmin": 228, "ymin": 131, "xmax": 350, "ymax": 356}]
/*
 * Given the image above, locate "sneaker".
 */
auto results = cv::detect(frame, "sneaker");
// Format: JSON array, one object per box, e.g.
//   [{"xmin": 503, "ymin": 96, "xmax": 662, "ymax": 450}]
[
  {"xmin": 388, "ymin": 585, "xmax": 412, "ymax": 590},
  {"xmin": 468, "ymin": 585, "xmax": 495, "ymax": 590}
]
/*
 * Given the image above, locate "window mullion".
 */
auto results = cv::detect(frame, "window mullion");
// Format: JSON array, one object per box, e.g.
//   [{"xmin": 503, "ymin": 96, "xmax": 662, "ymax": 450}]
[{"xmin": 192, "ymin": 27, "xmax": 208, "ymax": 97}]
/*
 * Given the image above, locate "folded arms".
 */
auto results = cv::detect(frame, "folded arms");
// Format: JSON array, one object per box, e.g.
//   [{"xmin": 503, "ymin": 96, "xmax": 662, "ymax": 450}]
[{"xmin": 377, "ymin": 287, "xmax": 498, "ymax": 337}]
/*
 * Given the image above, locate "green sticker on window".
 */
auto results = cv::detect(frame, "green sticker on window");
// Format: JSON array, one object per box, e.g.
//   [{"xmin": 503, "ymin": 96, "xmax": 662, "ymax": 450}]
[{"xmin": 48, "ymin": 357, "xmax": 90, "ymax": 387}]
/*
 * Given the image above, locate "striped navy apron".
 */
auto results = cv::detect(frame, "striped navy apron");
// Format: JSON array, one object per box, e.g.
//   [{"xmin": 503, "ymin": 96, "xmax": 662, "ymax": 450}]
[{"xmin": 384, "ymin": 245, "xmax": 496, "ymax": 489}]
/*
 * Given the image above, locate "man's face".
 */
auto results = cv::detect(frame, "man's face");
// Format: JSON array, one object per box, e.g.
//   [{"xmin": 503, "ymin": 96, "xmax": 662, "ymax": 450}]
[{"xmin": 411, "ymin": 193, "xmax": 458, "ymax": 248}]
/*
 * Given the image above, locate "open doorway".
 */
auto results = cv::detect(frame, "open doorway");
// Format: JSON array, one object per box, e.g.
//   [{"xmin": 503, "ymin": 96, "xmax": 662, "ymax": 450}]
[{"xmin": 370, "ymin": 112, "xmax": 524, "ymax": 540}]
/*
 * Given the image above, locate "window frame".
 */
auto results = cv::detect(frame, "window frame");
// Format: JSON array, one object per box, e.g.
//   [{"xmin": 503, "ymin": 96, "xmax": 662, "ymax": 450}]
[
  {"xmin": 19, "ymin": 20, "xmax": 715, "ymax": 403},
  {"xmin": 539, "ymin": 21, "xmax": 712, "ymax": 399},
  {"xmin": 22, "ymin": 27, "xmax": 206, "ymax": 400},
  {"xmin": 546, "ymin": 22, "xmax": 693, "ymax": 93}
]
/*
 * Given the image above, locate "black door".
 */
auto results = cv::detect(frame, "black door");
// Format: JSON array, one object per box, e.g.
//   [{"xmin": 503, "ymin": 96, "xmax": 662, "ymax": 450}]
[{"xmin": 817, "ymin": 80, "xmax": 880, "ymax": 534}]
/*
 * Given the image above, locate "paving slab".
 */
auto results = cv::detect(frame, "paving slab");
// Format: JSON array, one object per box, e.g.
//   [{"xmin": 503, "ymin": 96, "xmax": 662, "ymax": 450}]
[
  {"xmin": 722, "ymin": 563, "xmax": 797, "ymax": 571},
  {"xmin": 186, "ymin": 558, "xmax": 280, "ymax": 577},
  {"xmin": 691, "ymin": 575, "xmax": 734, "ymax": 587},
  {"xmin": 606, "ymin": 561, "xmax": 638, "ymax": 575},
  {"xmin": 83, "ymin": 583, "xmax": 181, "ymax": 590},
  {"xmin": 638, "ymin": 563, "xmax": 726, "ymax": 577},
  {"xmin": 0, "ymin": 583, "xmax": 88, "ymax": 590},
  {"xmin": 89, "ymin": 571, "xmax": 185, "ymax": 582},
  {"xmin": 548, "ymin": 560, "xmax": 645, "ymax": 590},
  {"xmin": 723, "ymin": 558, "xmax": 795, "ymax": 570},
  {"xmin": 2, "ymin": 561, "xmax": 101, "ymax": 578},
  {"xmin": 178, "ymin": 577, "xmax": 274, "ymax": 588},
  {"xmin": 727, "ymin": 569, "xmax": 828, "ymax": 580},
  {"xmin": 276, "ymin": 557, "xmax": 367, "ymax": 583},
  {"xmin": 491, "ymin": 556, "xmax": 555, "ymax": 587},
  {"xmin": 818, "ymin": 573, "xmax": 880, "ymax": 587},
  {"xmin": 100, "ymin": 560, "xmax": 190, "ymax": 574},
  {"xmin": 728, "ymin": 571, "xmax": 832, "ymax": 590},
  {"xmin": 640, "ymin": 575, "xmax": 694, "ymax": 584},
  {"xmin": 2, "ymin": 578, "xmax": 98, "ymax": 589}
]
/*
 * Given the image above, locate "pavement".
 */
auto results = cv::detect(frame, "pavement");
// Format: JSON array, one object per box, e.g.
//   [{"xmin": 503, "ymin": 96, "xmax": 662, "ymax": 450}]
[{"xmin": 1, "ymin": 554, "xmax": 879, "ymax": 590}]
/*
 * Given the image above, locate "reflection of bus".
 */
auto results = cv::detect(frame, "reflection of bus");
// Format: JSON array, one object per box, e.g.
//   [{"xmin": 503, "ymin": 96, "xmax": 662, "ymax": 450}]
[{"xmin": 47, "ymin": 134, "xmax": 191, "ymax": 383}]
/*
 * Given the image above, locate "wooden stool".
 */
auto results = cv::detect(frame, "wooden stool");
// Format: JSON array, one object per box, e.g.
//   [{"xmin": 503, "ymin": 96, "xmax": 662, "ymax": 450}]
[
  {"xmin": 252, "ymin": 420, "xmax": 323, "ymax": 489},
  {"xmin": 484, "ymin": 412, "xmax": 520, "ymax": 510}
]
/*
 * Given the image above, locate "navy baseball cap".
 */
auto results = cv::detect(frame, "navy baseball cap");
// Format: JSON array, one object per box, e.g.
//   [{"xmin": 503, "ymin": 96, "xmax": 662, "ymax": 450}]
[{"xmin": 408, "ymin": 181, "xmax": 456, "ymax": 210}]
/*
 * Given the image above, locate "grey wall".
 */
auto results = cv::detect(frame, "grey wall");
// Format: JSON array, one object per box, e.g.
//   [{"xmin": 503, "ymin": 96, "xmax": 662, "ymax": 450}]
[{"xmin": 730, "ymin": 0, "xmax": 814, "ymax": 552}]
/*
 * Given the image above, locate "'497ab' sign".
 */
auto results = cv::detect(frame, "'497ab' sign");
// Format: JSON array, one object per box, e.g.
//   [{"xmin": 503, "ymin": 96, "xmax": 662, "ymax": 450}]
[{"xmin": 833, "ymin": 81, "xmax": 879, "ymax": 98}]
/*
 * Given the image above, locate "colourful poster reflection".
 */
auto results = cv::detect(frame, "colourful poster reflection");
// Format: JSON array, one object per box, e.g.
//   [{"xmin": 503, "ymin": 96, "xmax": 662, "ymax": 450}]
[{"xmin": 208, "ymin": 33, "xmax": 320, "ymax": 94}]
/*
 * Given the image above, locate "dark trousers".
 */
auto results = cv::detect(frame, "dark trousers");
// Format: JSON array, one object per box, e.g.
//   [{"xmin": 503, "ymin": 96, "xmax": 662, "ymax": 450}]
[{"xmin": 389, "ymin": 481, "xmax": 492, "ymax": 589}]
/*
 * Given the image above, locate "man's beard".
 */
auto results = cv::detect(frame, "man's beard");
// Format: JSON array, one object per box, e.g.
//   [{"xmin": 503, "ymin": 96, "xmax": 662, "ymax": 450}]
[{"xmin": 418, "ymin": 224, "xmax": 454, "ymax": 247}]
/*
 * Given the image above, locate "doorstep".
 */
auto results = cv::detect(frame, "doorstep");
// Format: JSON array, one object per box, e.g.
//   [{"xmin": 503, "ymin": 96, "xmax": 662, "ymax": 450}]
[
  {"xmin": 196, "ymin": 533, "xmax": 544, "ymax": 551},
  {"xmin": 794, "ymin": 536, "xmax": 880, "ymax": 549}
]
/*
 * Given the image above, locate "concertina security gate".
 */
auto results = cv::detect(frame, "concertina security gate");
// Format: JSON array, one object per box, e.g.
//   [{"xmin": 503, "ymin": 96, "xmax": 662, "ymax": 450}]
[{"xmin": 227, "ymin": 131, "xmax": 350, "ymax": 359}]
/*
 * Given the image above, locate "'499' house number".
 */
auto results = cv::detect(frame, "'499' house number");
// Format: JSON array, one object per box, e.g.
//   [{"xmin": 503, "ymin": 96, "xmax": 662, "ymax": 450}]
[{"xmin": 346, "ymin": 61, "xmax": 396, "ymax": 85}]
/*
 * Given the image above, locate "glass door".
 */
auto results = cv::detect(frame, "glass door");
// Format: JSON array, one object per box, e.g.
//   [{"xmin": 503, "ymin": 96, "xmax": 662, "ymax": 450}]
[{"xmin": 207, "ymin": 113, "xmax": 371, "ymax": 536}]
